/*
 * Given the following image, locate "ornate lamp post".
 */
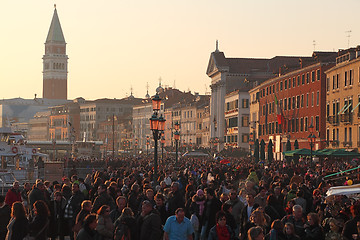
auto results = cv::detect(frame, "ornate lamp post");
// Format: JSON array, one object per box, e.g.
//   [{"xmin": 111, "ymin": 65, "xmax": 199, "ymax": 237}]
[
  {"xmin": 189, "ymin": 138, "xmax": 192, "ymax": 151},
  {"xmin": 308, "ymin": 123, "xmax": 316, "ymax": 166},
  {"xmin": 149, "ymin": 93, "xmax": 166, "ymax": 185},
  {"xmin": 174, "ymin": 121, "xmax": 180, "ymax": 166}
]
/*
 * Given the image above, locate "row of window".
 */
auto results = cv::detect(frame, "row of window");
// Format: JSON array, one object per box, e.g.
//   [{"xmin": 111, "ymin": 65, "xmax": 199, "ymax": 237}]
[
  {"xmin": 326, "ymin": 69, "xmax": 356, "ymax": 91},
  {"xmin": 259, "ymin": 116, "xmax": 319, "ymax": 136},
  {"xmin": 225, "ymin": 115, "xmax": 250, "ymax": 128},
  {"xmin": 327, "ymin": 127, "xmax": 354, "ymax": 143},
  {"xmin": 326, "ymin": 96, "xmax": 358, "ymax": 117},
  {"xmin": 80, "ymin": 107, "xmax": 125, "ymax": 113},
  {"xmin": 260, "ymin": 69, "xmax": 321, "ymax": 98},
  {"xmin": 225, "ymin": 99, "xmax": 249, "ymax": 111},
  {"xmin": 260, "ymin": 92, "xmax": 319, "ymax": 116},
  {"xmin": 225, "ymin": 134, "xmax": 249, "ymax": 143}
]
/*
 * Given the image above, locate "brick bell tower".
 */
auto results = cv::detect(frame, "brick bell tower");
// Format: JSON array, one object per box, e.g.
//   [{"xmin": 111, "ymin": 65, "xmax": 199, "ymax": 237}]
[{"xmin": 43, "ymin": 5, "xmax": 68, "ymax": 99}]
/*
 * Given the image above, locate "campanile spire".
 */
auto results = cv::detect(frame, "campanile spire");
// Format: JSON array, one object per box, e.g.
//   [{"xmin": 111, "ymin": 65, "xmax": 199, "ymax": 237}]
[{"xmin": 42, "ymin": 6, "xmax": 68, "ymax": 99}]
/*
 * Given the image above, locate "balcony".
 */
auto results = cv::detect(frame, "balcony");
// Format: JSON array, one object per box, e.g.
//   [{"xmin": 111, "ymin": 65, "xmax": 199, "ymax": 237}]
[
  {"xmin": 331, "ymin": 140, "xmax": 339, "ymax": 147},
  {"xmin": 327, "ymin": 115, "xmax": 339, "ymax": 126},
  {"xmin": 342, "ymin": 141, "xmax": 352, "ymax": 147},
  {"xmin": 340, "ymin": 113, "xmax": 352, "ymax": 123}
]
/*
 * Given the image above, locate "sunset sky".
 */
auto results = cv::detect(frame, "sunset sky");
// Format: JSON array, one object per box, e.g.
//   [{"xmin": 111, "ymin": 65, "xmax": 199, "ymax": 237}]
[{"xmin": 1, "ymin": 0, "xmax": 359, "ymax": 100}]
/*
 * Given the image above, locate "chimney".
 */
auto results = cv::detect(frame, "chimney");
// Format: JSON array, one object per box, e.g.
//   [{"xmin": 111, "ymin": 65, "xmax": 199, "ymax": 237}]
[{"xmin": 356, "ymin": 45, "xmax": 360, "ymax": 58}]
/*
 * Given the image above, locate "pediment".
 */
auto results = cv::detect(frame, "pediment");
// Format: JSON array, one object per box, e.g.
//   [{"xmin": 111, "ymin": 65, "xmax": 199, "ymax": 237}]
[{"xmin": 206, "ymin": 54, "xmax": 218, "ymax": 75}]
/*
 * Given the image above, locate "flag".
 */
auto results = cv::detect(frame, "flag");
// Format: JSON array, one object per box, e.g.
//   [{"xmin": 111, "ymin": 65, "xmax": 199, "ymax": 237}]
[{"xmin": 274, "ymin": 95, "xmax": 284, "ymax": 124}]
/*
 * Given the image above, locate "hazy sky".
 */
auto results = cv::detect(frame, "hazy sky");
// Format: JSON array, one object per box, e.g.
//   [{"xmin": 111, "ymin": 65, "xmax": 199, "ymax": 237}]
[{"xmin": 1, "ymin": 0, "xmax": 359, "ymax": 100}]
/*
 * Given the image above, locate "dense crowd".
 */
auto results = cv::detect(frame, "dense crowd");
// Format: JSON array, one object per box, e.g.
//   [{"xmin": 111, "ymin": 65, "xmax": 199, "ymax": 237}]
[{"xmin": 0, "ymin": 155, "xmax": 359, "ymax": 240}]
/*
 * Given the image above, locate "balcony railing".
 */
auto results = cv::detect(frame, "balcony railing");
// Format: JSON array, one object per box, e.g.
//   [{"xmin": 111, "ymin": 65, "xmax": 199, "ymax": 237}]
[
  {"xmin": 327, "ymin": 115, "xmax": 339, "ymax": 125},
  {"xmin": 342, "ymin": 141, "xmax": 353, "ymax": 147},
  {"xmin": 340, "ymin": 113, "xmax": 352, "ymax": 123},
  {"xmin": 331, "ymin": 140, "xmax": 339, "ymax": 147}
]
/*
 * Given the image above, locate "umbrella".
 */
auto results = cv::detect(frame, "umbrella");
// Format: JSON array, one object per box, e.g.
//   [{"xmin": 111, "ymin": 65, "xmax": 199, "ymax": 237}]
[
  {"xmin": 220, "ymin": 159, "xmax": 230, "ymax": 164},
  {"xmin": 254, "ymin": 139, "xmax": 259, "ymax": 163},
  {"xmin": 267, "ymin": 139, "xmax": 274, "ymax": 163},
  {"xmin": 260, "ymin": 139, "xmax": 265, "ymax": 161}
]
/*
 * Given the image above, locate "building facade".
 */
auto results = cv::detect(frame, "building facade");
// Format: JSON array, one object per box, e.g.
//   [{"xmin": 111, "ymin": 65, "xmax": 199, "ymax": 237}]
[
  {"xmin": 224, "ymin": 90, "xmax": 250, "ymax": 150},
  {"xmin": 43, "ymin": 7, "xmax": 68, "ymax": 100},
  {"xmin": 325, "ymin": 47, "xmax": 360, "ymax": 151},
  {"xmin": 27, "ymin": 111, "xmax": 50, "ymax": 141},
  {"xmin": 49, "ymin": 101, "xmax": 80, "ymax": 141},
  {"xmin": 206, "ymin": 44, "xmax": 305, "ymax": 151},
  {"xmin": 256, "ymin": 52, "xmax": 337, "ymax": 160}
]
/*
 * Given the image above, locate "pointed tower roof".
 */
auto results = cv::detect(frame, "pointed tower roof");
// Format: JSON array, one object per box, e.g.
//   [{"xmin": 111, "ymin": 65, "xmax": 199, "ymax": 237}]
[{"xmin": 46, "ymin": 6, "xmax": 66, "ymax": 43}]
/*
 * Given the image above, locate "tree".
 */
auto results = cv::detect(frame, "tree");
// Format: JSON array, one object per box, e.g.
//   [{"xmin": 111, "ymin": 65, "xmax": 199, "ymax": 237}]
[
  {"xmin": 286, "ymin": 139, "xmax": 291, "ymax": 151},
  {"xmin": 294, "ymin": 139, "xmax": 299, "ymax": 149},
  {"xmin": 260, "ymin": 139, "xmax": 265, "ymax": 161},
  {"xmin": 268, "ymin": 139, "xmax": 274, "ymax": 163}
]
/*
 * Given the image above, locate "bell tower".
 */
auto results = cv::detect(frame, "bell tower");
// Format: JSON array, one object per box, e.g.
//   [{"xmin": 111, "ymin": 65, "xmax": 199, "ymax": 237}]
[{"xmin": 43, "ymin": 5, "xmax": 68, "ymax": 99}]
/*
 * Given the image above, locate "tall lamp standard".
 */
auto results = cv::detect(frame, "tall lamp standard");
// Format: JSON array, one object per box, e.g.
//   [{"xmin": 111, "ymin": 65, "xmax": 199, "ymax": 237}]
[
  {"xmin": 174, "ymin": 121, "xmax": 180, "ymax": 166},
  {"xmin": 308, "ymin": 123, "xmax": 316, "ymax": 166},
  {"xmin": 135, "ymin": 138, "xmax": 138, "ymax": 156},
  {"xmin": 149, "ymin": 93, "xmax": 166, "ymax": 185},
  {"xmin": 161, "ymin": 134, "xmax": 165, "ymax": 163},
  {"xmin": 146, "ymin": 136, "xmax": 150, "ymax": 155}
]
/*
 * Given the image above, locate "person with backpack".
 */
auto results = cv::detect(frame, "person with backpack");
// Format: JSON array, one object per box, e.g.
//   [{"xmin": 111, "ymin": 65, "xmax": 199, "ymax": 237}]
[{"xmin": 114, "ymin": 207, "xmax": 136, "ymax": 240}]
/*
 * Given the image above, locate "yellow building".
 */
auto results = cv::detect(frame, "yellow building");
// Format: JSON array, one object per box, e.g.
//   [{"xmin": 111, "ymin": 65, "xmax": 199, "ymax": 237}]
[{"xmin": 325, "ymin": 47, "xmax": 360, "ymax": 150}]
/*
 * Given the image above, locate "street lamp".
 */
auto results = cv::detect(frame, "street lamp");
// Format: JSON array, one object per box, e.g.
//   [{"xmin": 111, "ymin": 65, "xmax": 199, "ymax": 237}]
[
  {"xmin": 174, "ymin": 121, "xmax": 180, "ymax": 166},
  {"xmin": 149, "ymin": 93, "xmax": 166, "ymax": 185},
  {"xmin": 135, "ymin": 138, "xmax": 138, "ymax": 156},
  {"xmin": 161, "ymin": 134, "xmax": 165, "ymax": 163},
  {"xmin": 146, "ymin": 136, "xmax": 150, "ymax": 155},
  {"xmin": 308, "ymin": 123, "xmax": 316, "ymax": 166},
  {"xmin": 189, "ymin": 138, "xmax": 192, "ymax": 151}
]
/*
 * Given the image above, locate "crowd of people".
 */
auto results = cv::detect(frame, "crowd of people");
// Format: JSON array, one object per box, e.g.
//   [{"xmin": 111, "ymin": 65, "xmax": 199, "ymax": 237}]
[{"xmin": 0, "ymin": 155, "xmax": 358, "ymax": 240}]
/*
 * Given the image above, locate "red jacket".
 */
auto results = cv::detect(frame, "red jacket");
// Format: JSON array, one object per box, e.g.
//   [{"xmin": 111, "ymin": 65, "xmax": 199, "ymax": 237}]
[{"xmin": 5, "ymin": 188, "xmax": 22, "ymax": 207}]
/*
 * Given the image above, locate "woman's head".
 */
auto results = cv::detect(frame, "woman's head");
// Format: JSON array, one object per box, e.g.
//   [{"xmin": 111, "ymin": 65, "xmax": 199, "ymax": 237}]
[
  {"xmin": 215, "ymin": 211, "xmax": 227, "ymax": 227},
  {"xmin": 250, "ymin": 209, "xmax": 266, "ymax": 226},
  {"xmin": 271, "ymin": 220, "xmax": 284, "ymax": 232},
  {"xmin": 11, "ymin": 201, "xmax": 26, "ymax": 219},
  {"xmin": 284, "ymin": 223, "xmax": 295, "ymax": 235},
  {"xmin": 307, "ymin": 212, "xmax": 320, "ymax": 226},
  {"xmin": 33, "ymin": 200, "xmax": 50, "ymax": 217},
  {"xmin": 84, "ymin": 213, "xmax": 98, "ymax": 230},
  {"xmin": 120, "ymin": 207, "xmax": 134, "ymax": 218},
  {"xmin": 248, "ymin": 226, "xmax": 264, "ymax": 240},
  {"xmin": 97, "ymin": 205, "xmax": 110, "ymax": 216}
]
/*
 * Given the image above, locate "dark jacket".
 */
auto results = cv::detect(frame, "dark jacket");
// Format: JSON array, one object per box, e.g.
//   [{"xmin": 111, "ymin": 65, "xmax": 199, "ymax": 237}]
[
  {"xmin": 136, "ymin": 210, "xmax": 162, "ymax": 240},
  {"xmin": 0, "ymin": 204, "xmax": 11, "ymax": 235},
  {"xmin": 239, "ymin": 203, "xmax": 260, "ymax": 236},
  {"xmin": 68, "ymin": 190, "xmax": 85, "ymax": 221},
  {"xmin": 208, "ymin": 224, "xmax": 235, "ymax": 240},
  {"xmin": 202, "ymin": 197, "xmax": 222, "ymax": 239},
  {"xmin": 167, "ymin": 190, "xmax": 185, "ymax": 216},
  {"xmin": 49, "ymin": 197, "xmax": 67, "ymax": 238},
  {"xmin": 304, "ymin": 225, "xmax": 324, "ymax": 240},
  {"xmin": 9, "ymin": 217, "xmax": 29, "ymax": 240},
  {"xmin": 114, "ymin": 215, "xmax": 137, "ymax": 240},
  {"xmin": 92, "ymin": 191, "xmax": 115, "ymax": 213},
  {"xmin": 28, "ymin": 187, "xmax": 45, "ymax": 210},
  {"xmin": 76, "ymin": 226, "xmax": 97, "ymax": 240},
  {"xmin": 342, "ymin": 216, "xmax": 360, "ymax": 240},
  {"xmin": 28, "ymin": 215, "xmax": 49, "ymax": 240}
]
